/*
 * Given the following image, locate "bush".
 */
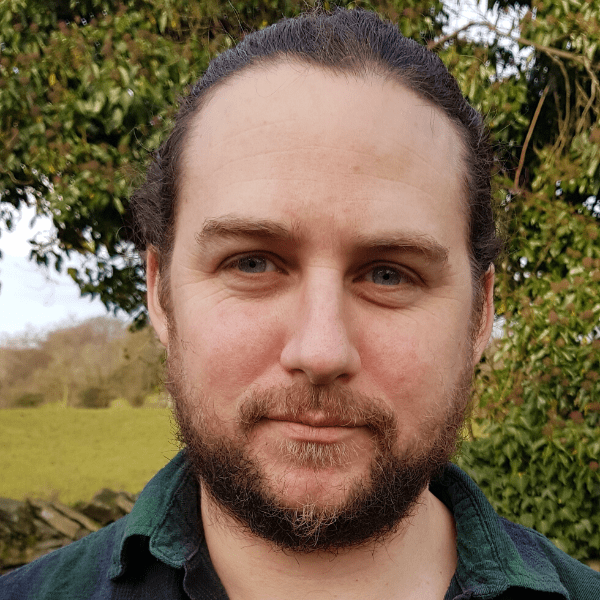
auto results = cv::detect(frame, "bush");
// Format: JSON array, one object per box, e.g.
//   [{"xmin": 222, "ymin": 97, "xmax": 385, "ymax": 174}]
[
  {"xmin": 78, "ymin": 387, "xmax": 110, "ymax": 409},
  {"xmin": 128, "ymin": 394, "xmax": 145, "ymax": 408},
  {"xmin": 459, "ymin": 191, "xmax": 600, "ymax": 563},
  {"xmin": 13, "ymin": 393, "xmax": 45, "ymax": 408},
  {"xmin": 458, "ymin": 417, "xmax": 600, "ymax": 561}
]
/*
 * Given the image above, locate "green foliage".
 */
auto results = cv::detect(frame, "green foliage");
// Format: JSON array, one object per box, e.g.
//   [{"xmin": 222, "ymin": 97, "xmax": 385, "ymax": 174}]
[
  {"xmin": 459, "ymin": 189, "xmax": 600, "ymax": 561},
  {"xmin": 459, "ymin": 417, "xmax": 600, "ymax": 561},
  {"xmin": 445, "ymin": 0, "xmax": 600, "ymax": 562}
]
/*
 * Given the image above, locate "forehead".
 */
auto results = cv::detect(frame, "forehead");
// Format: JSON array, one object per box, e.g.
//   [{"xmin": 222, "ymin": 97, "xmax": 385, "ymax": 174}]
[{"xmin": 178, "ymin": 62, "xmax": 467, "ymax": 251}]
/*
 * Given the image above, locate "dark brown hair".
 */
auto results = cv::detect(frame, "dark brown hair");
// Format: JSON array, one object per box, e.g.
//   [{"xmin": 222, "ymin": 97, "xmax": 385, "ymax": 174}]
[{"xmin": 130, "ymin": 7, "xmax": 502, "ymax": 310}]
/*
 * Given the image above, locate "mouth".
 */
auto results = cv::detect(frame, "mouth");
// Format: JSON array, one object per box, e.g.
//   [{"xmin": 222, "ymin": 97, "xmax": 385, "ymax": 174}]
[
  {"xmin": 266, "ymin": 411, "xmax": 362, "ymax": 429},
  {"xmin": 259, "ymin": 412, "xmax": 370, "ymax": 446}
]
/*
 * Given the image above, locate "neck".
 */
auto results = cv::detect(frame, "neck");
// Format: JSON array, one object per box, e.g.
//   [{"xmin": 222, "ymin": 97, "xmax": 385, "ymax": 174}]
[{"xmin": 199, "ymin": 486, "xmax": 457, "ymax": 600}]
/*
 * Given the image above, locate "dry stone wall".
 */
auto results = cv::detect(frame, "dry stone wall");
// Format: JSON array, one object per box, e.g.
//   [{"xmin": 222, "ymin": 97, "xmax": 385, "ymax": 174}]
[{"xmin": 0, "ymin": 489, "xmax": 137, "ymax": 575}]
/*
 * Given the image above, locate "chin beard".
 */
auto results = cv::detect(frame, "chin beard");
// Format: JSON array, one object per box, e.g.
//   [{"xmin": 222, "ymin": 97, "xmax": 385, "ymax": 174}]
[{"xmin": 168, "ymin": 366, "xmax": 473, "ymax": 554}]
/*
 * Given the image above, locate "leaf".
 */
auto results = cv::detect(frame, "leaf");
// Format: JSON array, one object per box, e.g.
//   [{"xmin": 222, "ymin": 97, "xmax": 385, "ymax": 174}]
[
  {"xmin": 158, "ymin": 11, "xmax": 167, "ymax": 34},
  {"xmin": 90, "ymin": 92, "xmax": 105, "ymax": 114}
]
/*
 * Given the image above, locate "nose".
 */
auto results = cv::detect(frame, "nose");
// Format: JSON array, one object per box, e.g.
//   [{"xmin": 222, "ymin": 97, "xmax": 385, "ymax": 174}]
[{"xmin": 280, "ymin": 268, "xmax": 361, "ymax": 385}]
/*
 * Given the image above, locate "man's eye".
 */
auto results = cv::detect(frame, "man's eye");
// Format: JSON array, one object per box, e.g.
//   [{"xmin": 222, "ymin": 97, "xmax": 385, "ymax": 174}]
[
  {"xmin": 228, "ymin": 255, "xmax": 276, "ymax": 274},
  {"xmin": 366, "ymin": 266, "xmax": 406, "ymax": 286}
]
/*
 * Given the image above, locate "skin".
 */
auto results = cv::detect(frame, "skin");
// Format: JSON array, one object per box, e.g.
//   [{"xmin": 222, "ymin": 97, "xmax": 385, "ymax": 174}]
[{"xmin": 147, "ymin": 63, "xmax": 495, "ymax": 599}]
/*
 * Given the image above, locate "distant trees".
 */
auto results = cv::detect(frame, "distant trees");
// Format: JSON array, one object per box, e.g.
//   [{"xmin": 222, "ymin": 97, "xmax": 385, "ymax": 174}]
[{"xmin": 0, "ymin": 317, "xmax": 164, "ymax": 408}]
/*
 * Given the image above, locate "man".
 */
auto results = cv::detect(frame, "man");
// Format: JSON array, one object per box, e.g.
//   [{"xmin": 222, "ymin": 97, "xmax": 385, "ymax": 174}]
[{"xmin": 2, "ymin": 7, "xmax": 599, "ymax": 600}]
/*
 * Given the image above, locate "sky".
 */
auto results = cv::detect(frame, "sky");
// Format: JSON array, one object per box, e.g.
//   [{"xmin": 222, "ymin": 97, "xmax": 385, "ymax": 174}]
[{"xmin": 0, "ymin": 205, "xmax": 110, "ymax": 341}]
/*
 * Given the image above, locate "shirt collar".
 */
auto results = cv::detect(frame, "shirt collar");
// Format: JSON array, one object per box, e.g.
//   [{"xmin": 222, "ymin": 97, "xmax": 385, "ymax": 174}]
[
  {"xmin": 109, "ymin": 450, "xmax": 201, "ymax": 580},
  {"xmin": 431, "ymin": 463, "xmax": 569, "ymax": 599}
]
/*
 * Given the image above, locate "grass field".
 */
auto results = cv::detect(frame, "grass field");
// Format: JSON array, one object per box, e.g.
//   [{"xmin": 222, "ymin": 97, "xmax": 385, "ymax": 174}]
[{"xmin": 1, "ymin": 403, "xmax": 180, "ymax": 505}]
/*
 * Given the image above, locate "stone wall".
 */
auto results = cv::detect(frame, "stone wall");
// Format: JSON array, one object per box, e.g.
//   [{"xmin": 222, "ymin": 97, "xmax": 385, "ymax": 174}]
[{"xmin": 0, "ymin": 489, "xmax": 136, "ymax": 575}]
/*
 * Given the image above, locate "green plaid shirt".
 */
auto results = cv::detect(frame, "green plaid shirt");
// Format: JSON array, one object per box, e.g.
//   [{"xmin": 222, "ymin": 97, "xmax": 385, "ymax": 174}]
[{"xmin": 2, "ymin": 450, "xmax": 599, "ymax": 599}]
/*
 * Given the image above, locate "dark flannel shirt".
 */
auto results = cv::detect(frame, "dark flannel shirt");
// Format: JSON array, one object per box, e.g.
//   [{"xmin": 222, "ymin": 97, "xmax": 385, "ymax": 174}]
[{"xmin": 1, "ymin": 450, "xmax": 599, "ymax": 599}]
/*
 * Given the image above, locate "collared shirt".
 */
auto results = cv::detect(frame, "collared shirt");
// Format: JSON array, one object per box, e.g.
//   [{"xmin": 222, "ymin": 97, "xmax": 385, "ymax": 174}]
[{"xmin": 1, "ymin": 450, "xmax": 599, "ymax": 599}]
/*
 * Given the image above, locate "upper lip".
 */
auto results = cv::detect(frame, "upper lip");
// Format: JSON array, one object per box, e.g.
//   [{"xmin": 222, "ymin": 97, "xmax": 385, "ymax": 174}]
[{"xmin": 266, "ymin": 412, "xmax": 361, "ymax": 428}]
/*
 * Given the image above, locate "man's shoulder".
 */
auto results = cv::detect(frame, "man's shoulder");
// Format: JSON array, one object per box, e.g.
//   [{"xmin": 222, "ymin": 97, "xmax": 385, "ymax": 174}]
[
  {"xmin": 498, "ymin": 517, "xmax": 600, "ymax": 598},
  {"xmin": 437, "ymin": 463, "xmax": 600, "ymax": 600},
  {"xmin": 0, "ymin": 516, "xmax": 126, "ymax": 600}
]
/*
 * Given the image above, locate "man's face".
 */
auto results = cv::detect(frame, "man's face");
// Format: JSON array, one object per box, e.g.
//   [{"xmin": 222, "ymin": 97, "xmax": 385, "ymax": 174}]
[{"xmin": 148, "ymin": 63, "xmax": 493, "ymax": 550}]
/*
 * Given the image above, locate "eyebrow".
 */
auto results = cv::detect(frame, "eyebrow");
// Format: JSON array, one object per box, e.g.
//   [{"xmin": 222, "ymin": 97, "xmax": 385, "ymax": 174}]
[
  {"xmin": 195, "ymin": 216, "xmax": 300, "ymax": 250},
  {"xmin": 353, "ymin": 232, "xmax": 449, "ymax": 263},
  {"xmin": 194, "ymin": 215, "xmax": 449, "ymax": 264}
]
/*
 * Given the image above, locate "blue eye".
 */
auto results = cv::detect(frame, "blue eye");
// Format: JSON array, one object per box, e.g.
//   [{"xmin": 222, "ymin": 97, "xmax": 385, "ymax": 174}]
[
  {"xmin": 237, "ymin": 256, "xmax": 268, "ymax": 273},
  {"xmin": 368, "ymin": 266, "xmax": 404, "ymax": 286},
  {"xmin": 229, "ymin": 255, "xmax": 279, "ymax": 274}
]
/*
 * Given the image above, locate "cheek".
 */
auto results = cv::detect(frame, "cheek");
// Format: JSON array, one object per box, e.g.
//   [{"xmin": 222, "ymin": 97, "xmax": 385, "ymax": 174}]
[
  {"xmin": 175, "ymin": 300, "xmax": 284, "ymax": 398},
  {"xmin": 360, "ymin": 335, "xmax": 429, "ymax": 404},
  {"xmin": 357, "ymin": 313, "xmax": 469, "ymax": 413}
]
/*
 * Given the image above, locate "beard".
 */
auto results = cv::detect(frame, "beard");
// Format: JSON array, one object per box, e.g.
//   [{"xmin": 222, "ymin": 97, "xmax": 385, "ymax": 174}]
[{"xmin": 166, "ymin": 345, "xmax": 474, "ymax": 554}]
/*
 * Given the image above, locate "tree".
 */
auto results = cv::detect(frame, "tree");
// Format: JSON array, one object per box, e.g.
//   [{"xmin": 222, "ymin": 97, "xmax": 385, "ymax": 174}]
[{"xmin": 0, "ymin": 316, "xmax": 164, "ymax": 407}]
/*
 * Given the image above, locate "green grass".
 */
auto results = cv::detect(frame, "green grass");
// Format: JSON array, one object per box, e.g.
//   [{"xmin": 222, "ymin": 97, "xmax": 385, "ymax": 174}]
[{"xmin": 0, "ymin": 403, "xmax": 180, "ymax": 505}]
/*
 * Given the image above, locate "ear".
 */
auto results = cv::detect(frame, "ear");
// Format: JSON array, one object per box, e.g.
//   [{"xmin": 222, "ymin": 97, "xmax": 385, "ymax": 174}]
[
  {"xmin": 472, "ymin": 265, "xmax": 495, "ymax": 365},
  {"xmin": 146, "ymin": 248, "xmax": 169, "ymax": 348}
]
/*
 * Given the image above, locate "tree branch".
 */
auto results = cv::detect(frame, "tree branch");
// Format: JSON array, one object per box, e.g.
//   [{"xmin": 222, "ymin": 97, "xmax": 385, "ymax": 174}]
[
  {"xmin": 513, "ymin": 83, "xmax": 550, "ymax": 192},
  {"xmin": 549, "ymin": 54, "xmax": 571, "ymax": 156},
  {"xmin": 486, "ymin": 23, "xmax": 600, "ymax": 91},
  {"xmin": 427, "ymin": 21, "xmax": 479, "ymax": 51},
  {"xmin": 432, "ymin": 19, "xmax": 600, "ymax": 93},
  {"xmin": 0, "ymin": 165, "xmax": 33, "ymax": 187}
]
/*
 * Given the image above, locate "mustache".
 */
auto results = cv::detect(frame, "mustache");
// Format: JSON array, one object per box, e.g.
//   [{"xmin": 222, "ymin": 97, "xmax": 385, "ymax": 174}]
[{"xmin": 238, "ymin": 382, "xmax": 398, "ymax": 450}]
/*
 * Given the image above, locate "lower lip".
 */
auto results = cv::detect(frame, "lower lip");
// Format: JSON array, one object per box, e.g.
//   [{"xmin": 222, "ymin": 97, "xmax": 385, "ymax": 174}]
[{"xmin": 265, "ymin": 419, "xmax": 361, "ymax": 444}]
